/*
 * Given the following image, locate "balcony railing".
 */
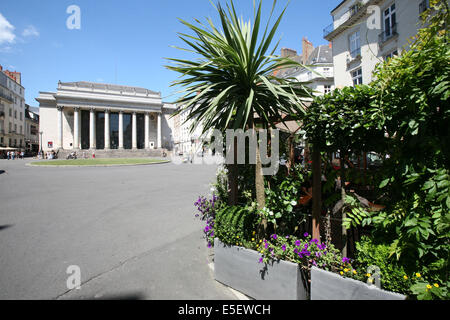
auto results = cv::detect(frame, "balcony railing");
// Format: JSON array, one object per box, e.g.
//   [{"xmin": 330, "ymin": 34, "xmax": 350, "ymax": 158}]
[
  {"xmin": 379, "ymin": 23, "xmax": 398, "ymax": 45},
  {"xmin": 323, "ymin": 1, "xmax": 364, "ymax": 38},
  {"xmin": 323, "ymin": 23, "xmax": 335, "ymax": 38},
  {"xmin": 350, "ymin": 48, "xmax": 361, "ymax": 59},
  {"xmin": 0, "ymin": 91, "xmax": 13, "ymax": 103}
]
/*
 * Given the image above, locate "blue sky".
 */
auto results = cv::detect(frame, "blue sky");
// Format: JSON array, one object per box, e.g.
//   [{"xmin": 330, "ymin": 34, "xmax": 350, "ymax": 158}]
[{"xmin": 0, "ymin": 0, "xmax": 340, "ymax": 106}]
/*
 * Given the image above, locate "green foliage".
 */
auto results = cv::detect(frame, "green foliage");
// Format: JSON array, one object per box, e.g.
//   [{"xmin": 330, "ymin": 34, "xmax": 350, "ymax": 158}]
[
  {"xmin": 302, "ymin": 85, "xmax": 386, "ymax": 154},
  {"xmin": 262, "ymin": 165, "xmax": 307, "ymax": 233},
  {"xmin": 212, "ymin": 166, "xmax": 229, "ymax": 204},
  {"xmin": 411, "ymin": 281, "xmax": 448, "ymax": 300},
  {"xmin": 215, "ymin": 206, "xmax": 259, "ymax": 246},
  {"xmin": 364, "ymin": 1, "xmax": 450, "ymax": 294},
  {"xmin": 354, "ymin": 237, "xmax": 413, "ymax": 295},
  {"xmin": 300, "ymin": 0, "xmax": 450, "ymax": 299},
  {"xmin": 342, "ymin": 194, "xmax": 370, "ymax": 230}
]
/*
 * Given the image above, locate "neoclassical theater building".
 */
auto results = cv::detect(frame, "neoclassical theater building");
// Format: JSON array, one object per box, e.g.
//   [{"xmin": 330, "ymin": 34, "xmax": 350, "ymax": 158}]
[{"xmin": 36, "ymin": 81, "xmax": 176, "ymax": 153}]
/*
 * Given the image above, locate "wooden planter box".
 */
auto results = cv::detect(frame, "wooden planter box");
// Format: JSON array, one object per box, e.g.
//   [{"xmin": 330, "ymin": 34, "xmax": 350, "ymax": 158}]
[
  {"xmin": 213, "ymin": 238, "xmax": 308, "ymax": 300},
  {"xmin": 310, "ymin": 266, "xmax": 406, "ymax": 300}
]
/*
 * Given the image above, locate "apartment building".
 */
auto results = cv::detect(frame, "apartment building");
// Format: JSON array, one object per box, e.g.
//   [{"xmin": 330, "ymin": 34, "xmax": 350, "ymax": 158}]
[
  {"xmin": 0, "ymin": 66, "xmax": 26, "ymax": 149},
  {"xmin": 173, "ymin": 106, "xmax": 205, "ymax": 156},
  {"xmin": 324, "ymin": 0, "xmax": 436, "ymax": 88},
  {"xmin": 25, "ymin": 105, "xmax": 40, "ymax": 154},
  {"xmin": 276, "ymin": 38, "xmax": 335, "ymax": 96}
]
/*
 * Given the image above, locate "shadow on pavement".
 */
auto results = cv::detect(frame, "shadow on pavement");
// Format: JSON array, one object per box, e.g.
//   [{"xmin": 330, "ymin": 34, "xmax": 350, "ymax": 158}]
[
  {"xmin": 0, "ymin": 225, "xmax": 13, "ymax": 231},
  {"xmin": 0, "ymin": 170, "xmax": 5, "ymax": 175},
  {"xmin": 93, "ymin": 292, "xmax": 145, "ymax": 300}
]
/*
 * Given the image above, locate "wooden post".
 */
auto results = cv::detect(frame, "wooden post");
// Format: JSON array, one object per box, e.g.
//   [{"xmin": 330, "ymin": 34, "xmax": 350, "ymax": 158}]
[
  {"xmin": 340, "ymin": 155, "xmax": 348, "ymax": 257},
  {"xmin": 312, "ymin": 149, "xmax": 322, "ymax": 243}
]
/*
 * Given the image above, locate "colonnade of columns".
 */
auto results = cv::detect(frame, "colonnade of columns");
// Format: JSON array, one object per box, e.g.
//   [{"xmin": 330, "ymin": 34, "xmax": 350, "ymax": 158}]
[{"xmin": 57, "ymin": 106, "xmax": 162, "ymax": 150}]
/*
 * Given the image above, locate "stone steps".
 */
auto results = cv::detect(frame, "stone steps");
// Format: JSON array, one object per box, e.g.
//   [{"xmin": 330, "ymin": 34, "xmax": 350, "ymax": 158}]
[{"xmin": 55, "ymin": 149, "xmax": 167, "ymax": 159}]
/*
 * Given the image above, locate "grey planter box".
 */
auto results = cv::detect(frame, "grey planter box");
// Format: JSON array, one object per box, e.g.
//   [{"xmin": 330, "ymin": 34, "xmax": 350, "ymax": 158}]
[
  {"xmin": 213, "ymin": 238, "xmax": 308, "ymax": 300},
  {"xmin": 311, "ymin": 266, "xmax": 406, "ymax": 300}
]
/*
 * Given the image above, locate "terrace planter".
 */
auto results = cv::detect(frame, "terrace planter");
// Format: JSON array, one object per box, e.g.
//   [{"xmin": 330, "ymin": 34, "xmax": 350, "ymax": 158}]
[
  {"xmin": 213, "ymin": 238, "xmax": 308, "ymax": 300},
  {"xmin": 310, "ymin": 266, "xmax": 406, "ymax": 300}
]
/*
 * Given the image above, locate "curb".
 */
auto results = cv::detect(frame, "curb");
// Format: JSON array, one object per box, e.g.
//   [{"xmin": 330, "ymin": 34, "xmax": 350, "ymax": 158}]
[{"xmin": 26, "ymin": 160, "xmax": 171, "ymax": 168}]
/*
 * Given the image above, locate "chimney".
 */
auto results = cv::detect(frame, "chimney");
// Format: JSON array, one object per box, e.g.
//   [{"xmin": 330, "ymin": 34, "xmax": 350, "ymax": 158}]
[
  {"xmin": 280, "ymin": 47, "xmax": 298, "ymax": 58},
  {"xmin": 302, "ymin": 37, "xmax": 314, "ymax": 64},
  {"xmin": 329, "ymin": 42, "xmax": 332, "ymax": 49}
]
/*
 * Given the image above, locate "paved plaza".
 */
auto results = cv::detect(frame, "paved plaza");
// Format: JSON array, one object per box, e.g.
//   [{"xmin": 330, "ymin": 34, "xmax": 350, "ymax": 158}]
[{"xmin": 0, "ymin": 159, "xmax": 235, "ymax": 300}]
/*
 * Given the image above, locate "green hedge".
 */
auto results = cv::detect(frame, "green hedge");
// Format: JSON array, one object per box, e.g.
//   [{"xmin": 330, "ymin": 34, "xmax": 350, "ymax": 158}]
[{"xmin": 215, "ymin": 206, "xmax": 259, "ymax": 246}]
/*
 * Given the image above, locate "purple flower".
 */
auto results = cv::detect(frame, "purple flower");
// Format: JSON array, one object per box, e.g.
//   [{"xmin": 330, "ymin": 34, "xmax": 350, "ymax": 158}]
[
  {"xmin": 310, "ymin": 238, "xmax": 319, "ymax": 244},
  {"xmin": 304, "ymin": 243, "xmax": 309, "ymax": 249},
  {"xmin": 282, "ymin": 244, "xmax": 286, "ymax": 252},
  {"xmin": 295, "ymin": 240, "xmax": 301, "ymax": 246},
  {"xmin": 298, "ymin": 253, "xmax": 303, "ymax": 258},
  {"xmin": 302, "ymin": 250, "xmax": 311, "ymax": 256},
  {"xmin": 259, "ymin": 257, "xmax": 263, "ymax": 264},
  {"xmin": 312, "ymin": 260, "xmax": 317, "ymax": 266},
  {"xmin": 210, "ymin": 231, "xmax": 214, "ymax": 237},
  {"xmin": 271, "ymin": 234, "xmax": 278, "ymax": 240},
  {"xmin": 286, "ymin": 235, "xmax": 290, "ymax": 239},
  {"xmin": 294, "ymin": 248, "xmax": 299, "ymax": 254},
  {"xmin": 315, "ymin": 252, "xmax": 321, "ymax": 257},
  {"xmin": 304, "ymin": 232, "xmax": 309, "ymax": 237},
  {"xmin": 264, "ymin": 242, "xmax": 269, "ymax": 249},
  {"xmin": 342, "ymin": 257, "xmax": 350, "ymax": 264},
  {"xmin": 207, "ymin": 242, "xmax": 212, "ymax": 248}
]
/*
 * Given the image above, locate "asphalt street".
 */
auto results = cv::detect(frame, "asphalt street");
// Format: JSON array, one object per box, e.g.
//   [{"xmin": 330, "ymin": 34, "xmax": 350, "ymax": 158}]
[{"xmin": 0, "ymin": 159, "xmax": 236, "ymax": 300}]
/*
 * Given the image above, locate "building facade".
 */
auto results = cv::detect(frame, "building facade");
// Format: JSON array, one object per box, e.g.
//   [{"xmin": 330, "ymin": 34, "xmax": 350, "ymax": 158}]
[
  {"xmin": 36, "ymin": 81, "xmax": 175, "ymax": 153},
  {"xmin": 25, "ymin": 105, "xmax": 40, "ymax": 154},
  {"xmin": 172, "ymin": 106, "xmax": 205, "ymax": 156},
  {"xmin": 283, "ymin": 44, "xmax": 335, "ymax": 96},
  {"xmin": 324, "ymin": 0, "xmax": 435, "ymax": 88},
  {"xmin": 275, "ymin": 38, "xmax": 335, "ymax": 96},
  {"xmin": 0, "ymin": 66, "xmax": 26, "ymax": 149}
]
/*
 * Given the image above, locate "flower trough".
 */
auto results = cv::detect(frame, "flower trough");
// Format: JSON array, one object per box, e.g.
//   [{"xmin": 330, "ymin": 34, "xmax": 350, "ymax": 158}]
[
  {"xmin": 310, "ymin": 266, "xmax": 406, "ymax": 300},
  {"xmin": 213, "ymin": 238, "xmax": 308, "ymax": 300}
]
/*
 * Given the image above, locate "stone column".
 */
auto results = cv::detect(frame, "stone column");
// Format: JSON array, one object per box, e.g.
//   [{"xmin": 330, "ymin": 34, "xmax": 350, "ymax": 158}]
[
  {"xmin": 89, "ymin": 108, "xmax": 96, "ymax": 149},
  {"xmin": 144, "ymin": 112, "xmax": 150, "ymax": 150},
  {"xmin": 118, "ymin": 110, "xmax": 124, "ymax": 149},
  {"xmin": 104, "ymin": 109, "xmax": 110, "ymax": 150},
  {"xmin": 73, "ymin": 107, "xmax": 80, "ymax": 149},
  {"xmin": 132, "ymin": 112, "xmax": 137, "ymax": 150},
  {"xmin": 157, "ymin": 112, "xmax": 162, "ymax": 149},
  {"xmin": 57, "ymin": 106, "xmax": 64, "ymax": 149}
]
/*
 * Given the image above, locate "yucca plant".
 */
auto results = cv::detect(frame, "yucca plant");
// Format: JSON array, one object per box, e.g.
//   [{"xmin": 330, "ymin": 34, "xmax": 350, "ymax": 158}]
[{"xmin": 166, "ymin": 0, "xmax": 312, "ymax": 236}]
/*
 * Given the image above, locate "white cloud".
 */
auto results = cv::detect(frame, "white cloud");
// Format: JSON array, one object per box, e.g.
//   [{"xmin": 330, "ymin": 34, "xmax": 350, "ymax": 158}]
[
  {"xmin": 22, "ymin": 25, "xmax": 39, "ymax": 38},
  {"xmin": 0, "ymin": 45, "xmax": 13, "ymax": 53},
  {"xmin": 0, "ymin": 13, "xmax": 16, "ymax": 45}
]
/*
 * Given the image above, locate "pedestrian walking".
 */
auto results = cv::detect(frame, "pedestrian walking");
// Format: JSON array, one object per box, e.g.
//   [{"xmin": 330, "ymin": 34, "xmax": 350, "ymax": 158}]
[{"xmin": 6, "ymin": 151, "xmax": 10, "ymax": 160}]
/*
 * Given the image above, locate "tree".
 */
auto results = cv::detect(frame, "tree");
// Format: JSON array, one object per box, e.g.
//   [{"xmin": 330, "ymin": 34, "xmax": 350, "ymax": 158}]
[{"xmin": 167, "ymin": 0, "xmax": 311, "ymax": 236}]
